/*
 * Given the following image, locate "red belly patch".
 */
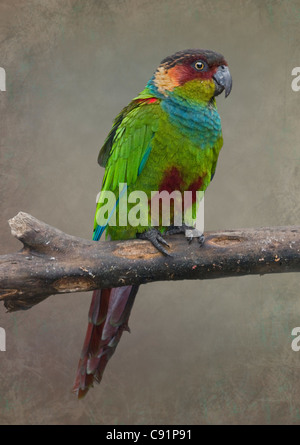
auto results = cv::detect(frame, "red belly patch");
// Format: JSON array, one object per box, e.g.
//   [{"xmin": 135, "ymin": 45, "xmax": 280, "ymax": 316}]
[
  {"xmin": 159, "ymin": 167, "xmax": 185, "ymax": 193},
  {"xmin": 188, "ymin": 175, "xmax": 206, "ymax": 203}
]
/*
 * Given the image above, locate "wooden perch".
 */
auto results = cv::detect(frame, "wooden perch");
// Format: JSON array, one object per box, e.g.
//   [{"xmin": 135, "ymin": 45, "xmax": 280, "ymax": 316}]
[{"xmin": 0, "ymin": 212, "xmax": 300, "ymax": 312}]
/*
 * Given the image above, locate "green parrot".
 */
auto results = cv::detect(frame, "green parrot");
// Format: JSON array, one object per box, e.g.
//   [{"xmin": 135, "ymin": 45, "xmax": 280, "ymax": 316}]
[{"xmin": 73, "ymin": 49, "xmax": 232, "ymax": 398}]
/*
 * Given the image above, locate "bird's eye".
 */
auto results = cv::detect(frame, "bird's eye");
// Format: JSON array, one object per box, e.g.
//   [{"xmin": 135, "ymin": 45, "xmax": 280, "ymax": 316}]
[{"xmin": 194, "ymin": 61, "xmax": 205, "ymax": 71}]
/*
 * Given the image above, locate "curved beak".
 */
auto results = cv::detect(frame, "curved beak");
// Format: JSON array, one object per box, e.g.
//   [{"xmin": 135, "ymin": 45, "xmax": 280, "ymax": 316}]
[{"xmin": 213, "ymin": 65, "xmax": 232, "ymax": 98}]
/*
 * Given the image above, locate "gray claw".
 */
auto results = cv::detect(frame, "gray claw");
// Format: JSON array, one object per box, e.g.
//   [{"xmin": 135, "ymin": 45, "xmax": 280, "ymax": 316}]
[
  {"xmin": 157, "ymin": 234, "xmax": 170, "ymax": 247},
  {"xmin": 165, "ymin": 224, "xmax": 194, "ymax": 236},
  {"xmin": 137, "ymin": 229, "xmax": 171, "ymax": 256},
  {"xmin": 185, "ymin": 229, "xmax": 205, "ymax": 247},
  {"xmin": 198, "ymin": 234, "xmax": 205, "ymax": 246}
]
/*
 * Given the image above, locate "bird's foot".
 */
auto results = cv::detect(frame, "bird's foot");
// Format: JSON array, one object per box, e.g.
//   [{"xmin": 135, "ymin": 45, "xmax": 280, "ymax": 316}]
[
  {"xmin": 185, "ymin": 228, "xmax": 205, "ymax": 246},
  {"xmin": 137, "ymin": 228, "xmax": 170, "ymax": 256},
  {"xmin": 165, "ymin": 225, "xmax": 205, "ymax": 246},
  {"xmin": 165, "ymin": 224, "xmax": 194, "ymax": 236}
]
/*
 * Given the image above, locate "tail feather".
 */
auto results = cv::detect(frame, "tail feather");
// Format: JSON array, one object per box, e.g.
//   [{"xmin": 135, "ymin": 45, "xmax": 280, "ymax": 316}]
[{"xmin": 73, "ymin": 285, "xmax": 139, "ymax": 398}]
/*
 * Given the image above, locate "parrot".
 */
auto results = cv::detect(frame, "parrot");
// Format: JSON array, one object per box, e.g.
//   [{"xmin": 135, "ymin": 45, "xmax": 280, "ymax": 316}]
[{"xmin": 73, "ymin": 49, "xmax": 232, "ymax": 398}]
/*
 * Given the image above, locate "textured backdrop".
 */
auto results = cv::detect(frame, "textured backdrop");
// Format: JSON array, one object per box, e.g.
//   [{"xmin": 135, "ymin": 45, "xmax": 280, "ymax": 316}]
[{"xmin": 0, "ymin": 0, "xmax": 300, "ymax": 424}]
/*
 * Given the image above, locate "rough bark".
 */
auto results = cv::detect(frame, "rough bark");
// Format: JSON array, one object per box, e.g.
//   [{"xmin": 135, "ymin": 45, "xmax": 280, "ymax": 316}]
[{"xmin": 0, "ymin": 212, "xmax": 299, "ymax": 312}]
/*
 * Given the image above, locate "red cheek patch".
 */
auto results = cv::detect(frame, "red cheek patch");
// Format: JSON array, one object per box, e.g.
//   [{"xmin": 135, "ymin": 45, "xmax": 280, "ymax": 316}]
[{"xmin": 170, "ymin": 64, "xmax": 218, "ymax": 84}]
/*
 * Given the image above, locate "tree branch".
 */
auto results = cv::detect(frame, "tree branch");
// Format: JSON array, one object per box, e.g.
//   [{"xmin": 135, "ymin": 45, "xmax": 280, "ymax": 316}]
[{"xmin": 0, "ymin": 212, "xmax": 300, "ymax": 312}]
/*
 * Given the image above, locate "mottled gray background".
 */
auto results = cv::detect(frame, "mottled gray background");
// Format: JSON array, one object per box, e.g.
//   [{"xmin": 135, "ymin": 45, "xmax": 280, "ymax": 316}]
[{"xmin": 0, "ymin": 0, "xmax": 300, "ymax": 425}]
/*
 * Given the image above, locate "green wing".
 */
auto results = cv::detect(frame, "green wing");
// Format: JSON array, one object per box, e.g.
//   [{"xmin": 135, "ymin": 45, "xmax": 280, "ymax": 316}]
[{"xmin": 93, "ymin": 96, "xmax": 161, "ymax": 237}]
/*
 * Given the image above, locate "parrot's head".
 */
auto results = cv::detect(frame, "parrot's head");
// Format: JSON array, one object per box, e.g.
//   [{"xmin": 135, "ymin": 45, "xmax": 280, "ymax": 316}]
[{"xmin": 152, "ymin": 49, "xmax": 232, "ymax": 103}]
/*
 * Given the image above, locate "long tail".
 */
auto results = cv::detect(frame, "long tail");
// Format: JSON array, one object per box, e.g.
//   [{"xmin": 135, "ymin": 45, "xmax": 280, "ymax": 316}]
[{"xmin": 73, "ymin": 285, "xmax": 139, "ymax": 398}]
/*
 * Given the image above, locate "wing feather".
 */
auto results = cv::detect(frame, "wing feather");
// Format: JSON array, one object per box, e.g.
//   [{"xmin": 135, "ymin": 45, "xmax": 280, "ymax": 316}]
[{"xmin": 93, "ymin": 97, "xmax": 161, "ymax": 237}]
